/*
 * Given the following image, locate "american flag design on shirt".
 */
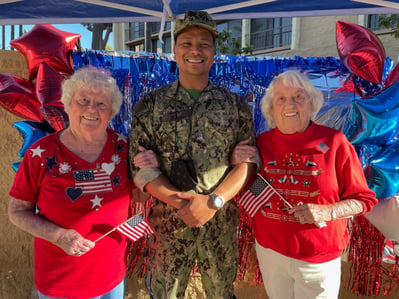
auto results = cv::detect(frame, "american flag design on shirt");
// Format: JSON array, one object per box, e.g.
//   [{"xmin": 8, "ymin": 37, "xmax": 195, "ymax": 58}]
[{"xmin": 73, "ymin": 169, "xmax": 113, "ymax": 195}]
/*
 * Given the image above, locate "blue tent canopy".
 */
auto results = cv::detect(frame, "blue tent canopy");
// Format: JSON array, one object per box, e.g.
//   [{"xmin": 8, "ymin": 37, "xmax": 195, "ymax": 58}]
[{"xmin": 1, "ymin": 0, "xmax": 399, "ymax": 25}]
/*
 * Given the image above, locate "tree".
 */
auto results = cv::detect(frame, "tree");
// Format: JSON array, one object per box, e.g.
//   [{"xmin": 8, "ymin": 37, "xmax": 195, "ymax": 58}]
[
  {"xmin": 378, "ymin": 14, "xmax": 399, "ymax": 38},
  {"xmin": 216, "ymin": 29, "xmax": 253, "ymax": 56},
  {"xmin": 82, "ymin": 23, "xmax": 112, "ymax": 50}
]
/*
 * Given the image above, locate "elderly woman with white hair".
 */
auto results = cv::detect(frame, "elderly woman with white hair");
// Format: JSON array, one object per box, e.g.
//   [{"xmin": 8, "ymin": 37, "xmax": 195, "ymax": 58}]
[
  {"xmin": 8, "ymin": 67, "xmax": 156, "ymax": 299},
  {"xmin": 233, "ymin": 70, "xmax": 377, "ymax": 299}
]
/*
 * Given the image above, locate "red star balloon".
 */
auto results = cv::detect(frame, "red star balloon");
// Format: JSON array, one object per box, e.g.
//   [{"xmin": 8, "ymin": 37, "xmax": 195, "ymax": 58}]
[
  {"xmin": 385, "ymin": 63, "xmax": 399, "ymax": 88},
  {"xmin": 0, "ymin": 72, "xmax": 43, "ymax": 122},
  {"xmin": 35, "ymin": 62, "xmax": 69, "ymax": 131},
  {"xmin": 10, "ymin": 24, "xmax": 81, "ymax": 81},
  {"xmin": 336, "ymin": 20, "xmax": 385, "ymax": 84}
]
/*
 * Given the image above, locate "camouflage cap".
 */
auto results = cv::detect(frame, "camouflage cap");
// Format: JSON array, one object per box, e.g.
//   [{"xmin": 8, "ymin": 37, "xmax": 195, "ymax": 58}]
[{"xmin": 174, "ymin": 10, "xmax": 218, "ymax": 40}]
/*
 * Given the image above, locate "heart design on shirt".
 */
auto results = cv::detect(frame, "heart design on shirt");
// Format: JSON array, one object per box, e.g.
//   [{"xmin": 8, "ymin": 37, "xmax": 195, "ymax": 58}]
[
  {"xmin": 66, "ymin": 187, "xmax": 83, "ymax": 201},
  {"xmin": 101, "ymin": 162, "xmax": 115, "ymax": 175}
]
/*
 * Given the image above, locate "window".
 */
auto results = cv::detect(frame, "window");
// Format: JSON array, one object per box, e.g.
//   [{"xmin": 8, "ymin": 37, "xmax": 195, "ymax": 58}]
[
  {"xmin": 128, "ymin": 22, "xmax": 144, "ymax": 40},
  {"xmin": 249, "ymin": 18, "xmax": 292, "ymax": 51},
  {"xmin": 217, "ymin": 20, "xmax": 242, "ymax": 39},
  {"xmin": 368, "ymin": 14, "xmax": 398, "ymax": 31},
  {"xmin": 150, "ymin": 22, "xmax": 171, "ymax": 34},
  {"xmin": 152, "ymin": 36, "xmax": 171, "ymax": 53}
]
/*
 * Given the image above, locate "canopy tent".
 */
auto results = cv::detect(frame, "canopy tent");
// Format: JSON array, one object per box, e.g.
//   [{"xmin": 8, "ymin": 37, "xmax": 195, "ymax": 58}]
[{"xmin": 1, "ymin": 0, "xmax": 399, "ymax": 25}]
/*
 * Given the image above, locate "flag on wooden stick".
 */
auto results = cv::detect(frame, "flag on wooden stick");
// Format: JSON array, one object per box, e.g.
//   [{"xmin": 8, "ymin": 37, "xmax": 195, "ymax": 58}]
[
  {"xmin": 116, "ymin": 215, "xmax": 154, "ymax": 242},
  {"xmin": 240, "ymin": 174, "xmax": 275, "ymax": 217},
  {"xmin": 94, "ymin": 213, "xmax": 154, "ymax": 243}
]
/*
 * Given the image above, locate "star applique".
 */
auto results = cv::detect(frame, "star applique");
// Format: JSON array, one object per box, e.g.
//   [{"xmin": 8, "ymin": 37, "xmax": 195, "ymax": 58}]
[
  {"xmin": 90, "ymin": 195, "xmax": 103, "ymax": 209},
  {"xmin": 111, "ymin": 154, "xmax": 121, "ymax": 164},
  {"xmin": 116, "ymin": 132, "xmax": 128, "ymax": 143},
  {"xmin": 114, "ymin": 144, "xmax": 124, "ymax": 152},
  {"xmin": 59, "ymin": 162, "xmax": 71, "ymax": 174},
  {"xmin": 30, "ymin": 145, "xmax": 46, "ymax": 157},
  {"xmin": 45, "ymin": 155, "xmax": 58, "ymax": 171},
  {"xmin": 112, "ymin": 176, "xmax": 121, "ymax": 186}
]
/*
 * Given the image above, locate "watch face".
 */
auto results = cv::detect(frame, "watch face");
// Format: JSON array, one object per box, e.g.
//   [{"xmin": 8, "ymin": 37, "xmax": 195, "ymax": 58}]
[{"xmin": 213, "ymin": 196, "xmax": 224, "ymax": 208}]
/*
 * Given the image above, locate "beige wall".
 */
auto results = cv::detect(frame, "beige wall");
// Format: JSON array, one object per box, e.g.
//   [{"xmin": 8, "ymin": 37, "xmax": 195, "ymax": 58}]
[
  {"xmin": 1, "ymin": 42, "xmax": 399, "ymax": 298},
  {"xmin": 264, "ymin": 15, "xmax": 399, "ymax": 62}
]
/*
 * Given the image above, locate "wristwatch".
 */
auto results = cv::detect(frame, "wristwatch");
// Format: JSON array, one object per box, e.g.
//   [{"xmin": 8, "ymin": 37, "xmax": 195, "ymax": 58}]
[{"xmin": 210, "ymin": 193, "xmax": 225, "ymax": 209}]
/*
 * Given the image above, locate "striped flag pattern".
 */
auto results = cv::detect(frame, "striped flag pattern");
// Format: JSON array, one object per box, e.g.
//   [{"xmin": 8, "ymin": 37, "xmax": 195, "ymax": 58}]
[
  {"xmin": 240, "ymin": 174, "xmax": 275, "ymax": 217},
  {"xmin": 73, "ymin": 169, "xmax": 112, "ymax": 195},
  {"xmin": 116, "ymin": 215, "xmax": 154, "ymax": 242}
]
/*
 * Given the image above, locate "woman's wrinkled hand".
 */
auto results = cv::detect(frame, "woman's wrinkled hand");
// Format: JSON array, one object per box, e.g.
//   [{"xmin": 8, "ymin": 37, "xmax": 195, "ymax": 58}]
[
  {"xmin": 55, "ymin": 229, "xmax": 95, "ymax": 257},
  {"xmin": 230, "ymin": 139, "xmax": 258, "ymax": 165},
  {"xmin": 134, "ymin": 146, "xmax": 160, "ymax": 169},
  {"xmin": 289, "ymin": 203, "xmax": 330, "ymax": 225}
]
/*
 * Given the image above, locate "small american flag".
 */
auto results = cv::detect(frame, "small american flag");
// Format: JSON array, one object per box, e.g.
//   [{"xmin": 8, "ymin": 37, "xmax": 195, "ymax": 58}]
[
  {"xmin": 73, "ymin": 169, "xmax": 112, "ymax": 195},
  {"xmin": 240, "ymin": 174, "xmax": 275, "ymax": 217},
  {"xmin": 116, "ymin": 215, "xmax": 154, "ymax": 242},
  {"xmin": 317, "ymin": 142, "xmax": 329, "ymax": 153}
]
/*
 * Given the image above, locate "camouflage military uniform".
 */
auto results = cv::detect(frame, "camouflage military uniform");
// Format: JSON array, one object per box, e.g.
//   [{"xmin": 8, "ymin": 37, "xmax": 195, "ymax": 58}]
[{"xmin": 129, "ymin": 80, "xmax": 256, "ymax": 299}]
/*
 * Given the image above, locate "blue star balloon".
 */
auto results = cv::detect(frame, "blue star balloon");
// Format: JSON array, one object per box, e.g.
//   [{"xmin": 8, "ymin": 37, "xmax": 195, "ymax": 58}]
[
  {"xmin": 315, "ymin": 91, "xmax": 354, "ymax": 134},
  {"xmin": 13, "ymin": 121, "xmax": 54, "ymax": 158},
  {"xmin": 364, "ymin": 139, "xmax": 399, "ymax": 199},
  {"xmin": 347, "ymin": 81, "xmax": 399, "ymax": 145},
  {"xmin": 11, "ymin": 162, "xmax": 21, "ymax": 172}
]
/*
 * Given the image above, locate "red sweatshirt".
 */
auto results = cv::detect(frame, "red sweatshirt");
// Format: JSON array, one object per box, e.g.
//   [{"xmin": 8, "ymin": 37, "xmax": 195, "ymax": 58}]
[{"xmin": 252, "ymin": 122, "xmax": 377, "ymax": 263}]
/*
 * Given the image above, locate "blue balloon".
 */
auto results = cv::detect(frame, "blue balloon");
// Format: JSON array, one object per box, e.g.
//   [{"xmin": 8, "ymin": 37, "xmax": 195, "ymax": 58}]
[
  {"xmin": 13, "ymin": 121, "xmax": 54, "ymax": 158},
  {"xmin": 315, "ymin": 91, "xmax": 354, "ymax": 133},
  {"xmin": 364, "ymin": 140, "xmax": 399, "ymax": 199},
  {"xmin": 354, "ymin": 143, "xmax": 383, "ymax": 169},
  {"xmin": 347, "ymin": 81, "xmax": 399, "ymax": 145},
  {"xmin": 11, "ymin": 162, "xmax": 20, "ymax": 172}
]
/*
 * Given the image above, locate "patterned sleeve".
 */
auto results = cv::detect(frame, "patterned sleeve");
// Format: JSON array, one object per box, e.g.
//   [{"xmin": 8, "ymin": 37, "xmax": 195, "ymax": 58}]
[
  {"xmin": 128, "ymin": 93, "xmax": 162, "ymax": 191},
  {"xmin": 236, "ymin": 94, "xmax": 259, "ymax": 167},
  {"xmin": 237, "ymin": 95, "xmax": 256, "ymax": 145}
]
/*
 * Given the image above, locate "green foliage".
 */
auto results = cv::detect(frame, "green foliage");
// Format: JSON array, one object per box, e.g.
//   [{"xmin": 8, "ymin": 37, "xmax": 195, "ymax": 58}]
[
  {"xmin": 216, "ymin": 29, "xmax": 231, "ymax": 54},
  {"xmin": 377, "ymin": 14, "xmax": 399, "ymax": 38},
  {"xmin": 216, "ymin": 29, "xmax": 253, "ymax": 55},
  {"xmin": 82, "ymin": 23, "xmax": 113, "ymax": 50}
]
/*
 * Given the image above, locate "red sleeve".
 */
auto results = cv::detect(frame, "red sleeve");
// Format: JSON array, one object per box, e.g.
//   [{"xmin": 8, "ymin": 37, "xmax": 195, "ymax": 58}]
[{"xmin": 335, "ymin": 133, "xmax": 378, "ymax": 213}]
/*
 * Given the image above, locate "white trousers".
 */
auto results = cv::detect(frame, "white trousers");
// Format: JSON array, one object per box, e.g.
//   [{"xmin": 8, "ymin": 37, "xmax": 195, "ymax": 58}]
[{"xmin": 255, "ymin": 242, "xmax": 341, "ymax": 299}]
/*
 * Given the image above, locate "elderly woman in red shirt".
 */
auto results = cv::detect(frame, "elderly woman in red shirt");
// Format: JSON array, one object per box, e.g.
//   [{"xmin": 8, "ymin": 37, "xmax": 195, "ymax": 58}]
[{"xmin": 233, "ymin": 70, "xmax": 377, "ymax": 299}]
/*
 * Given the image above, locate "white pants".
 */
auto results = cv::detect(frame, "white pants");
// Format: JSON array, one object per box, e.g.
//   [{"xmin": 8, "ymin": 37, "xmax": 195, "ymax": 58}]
[{"xmin": 255, "ymin": 242, "xmax": 341, "ymax": 299}]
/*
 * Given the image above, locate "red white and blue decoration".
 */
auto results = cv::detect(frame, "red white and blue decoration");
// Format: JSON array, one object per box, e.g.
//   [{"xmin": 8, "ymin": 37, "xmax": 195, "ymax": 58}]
[{"xmin": 1, "ymin": 21, "xmax": 399, "ymax": 296}]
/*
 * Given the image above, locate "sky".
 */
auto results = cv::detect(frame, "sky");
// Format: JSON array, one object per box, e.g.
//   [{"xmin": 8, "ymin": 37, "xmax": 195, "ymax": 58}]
[{"xmin": 2, "ymin": 23, "xmax": 113, "ymax": 50}]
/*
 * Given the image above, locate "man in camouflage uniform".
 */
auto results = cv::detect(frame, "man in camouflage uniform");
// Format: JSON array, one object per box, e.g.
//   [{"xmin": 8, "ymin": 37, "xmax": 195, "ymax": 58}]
[{"xmin": 129, "ymin": 10, "xmax": 257, "ymax": 299}]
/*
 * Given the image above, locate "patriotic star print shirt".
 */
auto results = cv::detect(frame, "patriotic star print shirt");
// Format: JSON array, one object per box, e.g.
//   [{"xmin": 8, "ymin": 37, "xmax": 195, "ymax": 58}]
[
  {"xmin": 9, "ymin": 128, "xmax": 133, "ymax": 298},
  {"xmin": 252, "ymin": 122, "xmax": 377, "ymax": 263}
]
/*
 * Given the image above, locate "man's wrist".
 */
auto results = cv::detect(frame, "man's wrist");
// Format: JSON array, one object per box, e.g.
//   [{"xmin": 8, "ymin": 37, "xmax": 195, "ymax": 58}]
[{"xmin": 209, "ymin": 193, "xmax": 225, "ymax": 210}]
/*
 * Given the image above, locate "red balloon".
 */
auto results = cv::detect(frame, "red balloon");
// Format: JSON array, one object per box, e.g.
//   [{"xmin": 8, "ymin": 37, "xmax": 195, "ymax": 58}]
[
  {"xmin": 336, "ymin": 20, "xmax": 385, "ymax": 84},
  {"xmin": 36, "ymin": 62, "xmax": 69, "ymax": 131},
  {"xmin": 385, "ymin": 63, "xmax": 399, "ymax": 88},
  {"xmin": 10, "ymin": 24, "xmax": 81, "ymax": 81},
  {"xmin": 0, "ymin": 72, "xmax": 43, "ymax": 122},
  {"xmin": 39, "ymin": 105, "xmax": 69, "ymax": 131},
  {"xmin": 36, "ymin": 62, "xmax": 64, "ymax": 105}
]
